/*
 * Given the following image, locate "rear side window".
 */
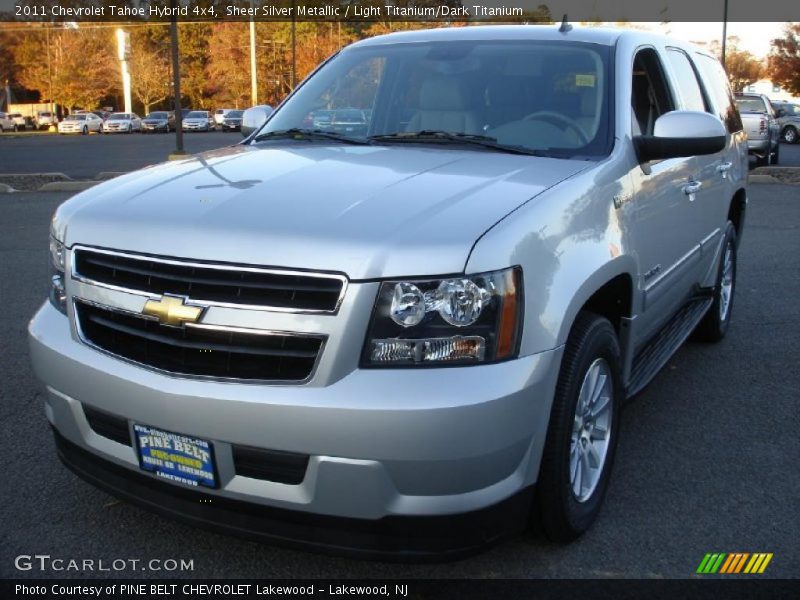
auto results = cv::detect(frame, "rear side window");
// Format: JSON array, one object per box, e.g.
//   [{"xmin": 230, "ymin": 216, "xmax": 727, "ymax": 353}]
[
  {"xmin": 666, "ymin": 49, "xmax": 707, "ymax": 112},
  {"xmin": 695, "ymin": 54, "xmax": 744, "ymax": 133}
]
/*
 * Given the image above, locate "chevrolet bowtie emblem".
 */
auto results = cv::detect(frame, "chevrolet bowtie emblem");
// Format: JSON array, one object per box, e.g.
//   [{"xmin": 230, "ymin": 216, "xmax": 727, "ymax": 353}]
[{"xmin": 142, "ymin": 295, "xmax": 204, "ymax": 327}]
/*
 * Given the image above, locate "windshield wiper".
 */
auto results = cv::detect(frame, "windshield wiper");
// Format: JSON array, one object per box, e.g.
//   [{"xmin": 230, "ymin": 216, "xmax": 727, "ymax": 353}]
[
  {"xmin": 368, "ymin": 130, "xmax": 554, "ymax": 156},
  {"xmin": 252, "ymin": 128, "xmax": 370, "ymax": 145}
]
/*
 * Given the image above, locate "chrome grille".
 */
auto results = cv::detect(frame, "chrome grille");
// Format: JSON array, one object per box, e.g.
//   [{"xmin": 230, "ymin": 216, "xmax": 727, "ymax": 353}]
[
  {"xmin": 75, "ymin": 300, "xmax": 324, "ymax": 382},
  {"xmin": 72, "ymin": 247, "xmax": 346, "ymax": 313}
]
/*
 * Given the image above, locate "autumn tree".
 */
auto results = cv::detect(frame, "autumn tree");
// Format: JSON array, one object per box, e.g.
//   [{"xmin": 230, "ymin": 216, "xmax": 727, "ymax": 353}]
[
  {"xmin": 205, "ymin": 22, "xmax": 252, "ymax": 108},
  {"xmin": 129, "ymin": 25, "xmax": 172, "ymax": 115},
  {"xmin": 768, "ymin": 23, "xmax": 800, "ymax": 96},
  {"xmin": 178, "ymin": 22, "xmax": 213, "ymax": 109},
  {"xmin": 725, "ymin": 48, "xmax": 764, "ymax": 92},
  {"xmin": 12, "ymin": 26, "xmax": 117, "ymax": 110}
]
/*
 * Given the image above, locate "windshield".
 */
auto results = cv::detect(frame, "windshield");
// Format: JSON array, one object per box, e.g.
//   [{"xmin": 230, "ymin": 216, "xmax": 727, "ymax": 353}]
[
  {"xmin": 736, "ymin": 97, "xmax": 767, "ymax": 113},
  {"xmin": 109, "ymin": 114, "xmax": 130, "ymax": 120},
  {"xmin": 258, "ymin": 40, "xmax": 611, "ymax": 157},
  {"xmin": 187, "ymin": 111, "xmax": 207, "ymax": 118},
  {"xmin": 227, "ymin": 111, "xmax": 244, "ymax": 118},
  {"xmin": 66, "ymin": 114, "xmax": 86, "ymax": 121},
  {"xmin": 147, "ymin": 112, "xmax": 168, "ymax": 119}
]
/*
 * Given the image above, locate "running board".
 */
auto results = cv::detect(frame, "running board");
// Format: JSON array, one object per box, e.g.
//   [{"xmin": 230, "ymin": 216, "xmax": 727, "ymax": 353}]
[{"xmin": 626, "ymin": 296, "xmax": 712, "ymax": 398}]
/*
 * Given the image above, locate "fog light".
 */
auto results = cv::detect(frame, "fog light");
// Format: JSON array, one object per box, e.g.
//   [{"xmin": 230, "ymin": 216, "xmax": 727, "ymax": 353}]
[{"xmin": 50, "ymin": 273, "xmax": 66, "ymax": 313}]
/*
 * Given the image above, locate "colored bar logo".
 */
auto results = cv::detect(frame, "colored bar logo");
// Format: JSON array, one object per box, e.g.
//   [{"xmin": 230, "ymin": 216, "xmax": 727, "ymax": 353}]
[{"xmin": 697, "ymin": 553, "xmax": 773, "ymax": 574}]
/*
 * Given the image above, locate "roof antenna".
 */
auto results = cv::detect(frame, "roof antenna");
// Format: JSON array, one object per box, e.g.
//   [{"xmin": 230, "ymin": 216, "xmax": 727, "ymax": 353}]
[{"xmin": 559, "ymin": 14, "xmax": 572, "ymax": 33}]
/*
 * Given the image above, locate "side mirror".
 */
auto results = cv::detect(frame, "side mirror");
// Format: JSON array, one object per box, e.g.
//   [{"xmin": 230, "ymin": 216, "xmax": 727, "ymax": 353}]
[
  {"xmin": 634, "ymin": 110, "xmax": 726, "ymax": 162},
  {"xmin": 241, "ymin": 105, "xmax": 273, "ymax": 138}
]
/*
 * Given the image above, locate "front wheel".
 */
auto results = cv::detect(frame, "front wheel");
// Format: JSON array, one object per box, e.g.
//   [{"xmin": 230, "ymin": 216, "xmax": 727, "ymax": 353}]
[
  {"xmin": 782, "ymin": 126, "xmax": 798, "ymax": 144},
  {"xmin": 694, "ymin": 223, "xmax": 737, "ymax": 342},
  {"xmin": 534, "ymin": 312, "xmax": 622, "ymax": 542}
]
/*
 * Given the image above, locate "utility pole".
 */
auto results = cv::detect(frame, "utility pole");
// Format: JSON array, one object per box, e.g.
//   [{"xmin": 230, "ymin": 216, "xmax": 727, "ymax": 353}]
[
  {"xmin": 169, "ymin": 0, "xmax": 185, "ymax": 157},
  {"xmin": 46, "ymin": 26, "xmax": 53, "ymax": 117},
  {"xmin": 291, "ymin": 0, "xmax": 297, "ymax": 88},
  {"xmin": 721, "ymin": 0, "xmax": 729, "ymax": 68}
]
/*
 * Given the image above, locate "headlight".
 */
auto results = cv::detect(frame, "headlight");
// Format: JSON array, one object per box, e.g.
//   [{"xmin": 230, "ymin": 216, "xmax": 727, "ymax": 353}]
[
  {"xmin": 49, "ymin": 235, "xmax": 67, "ymax": 314},
  {"xmin": 363, "ymin": 267, "xmax": 522, "ymax": 366}
]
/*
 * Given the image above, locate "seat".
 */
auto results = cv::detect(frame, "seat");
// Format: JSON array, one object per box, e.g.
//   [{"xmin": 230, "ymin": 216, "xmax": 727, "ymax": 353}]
[{"xmin": 406, "ymin": 76, "xmax": 481, "ymax": 135}]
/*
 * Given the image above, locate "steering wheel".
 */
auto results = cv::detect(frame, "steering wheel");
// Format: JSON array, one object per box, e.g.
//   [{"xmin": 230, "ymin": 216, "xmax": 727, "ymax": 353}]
[{"xmin": 523, "ymin": 111, "xmax": 589, "ymax": 145}]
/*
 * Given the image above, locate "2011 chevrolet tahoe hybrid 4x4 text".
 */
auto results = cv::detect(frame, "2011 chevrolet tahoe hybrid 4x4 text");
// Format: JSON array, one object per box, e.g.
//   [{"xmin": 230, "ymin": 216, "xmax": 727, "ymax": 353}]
[{"xmin": 29, "ymin": 26, "xmax": 747, "ymax": 559}]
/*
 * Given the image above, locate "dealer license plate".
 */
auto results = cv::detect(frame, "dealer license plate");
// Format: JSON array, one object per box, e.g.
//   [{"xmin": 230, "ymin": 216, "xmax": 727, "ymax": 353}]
[{"xmin": 134, "ymin": 424, "xmax": 216, "ymax": 488}]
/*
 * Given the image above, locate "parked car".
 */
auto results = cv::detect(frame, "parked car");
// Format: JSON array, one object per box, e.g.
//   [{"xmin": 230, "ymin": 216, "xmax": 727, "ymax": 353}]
[
  {"xmin": 770, "ymin": 100, "xmax": 800, "ymax": 144},
  {"xmin": 7, "ymin": 112, "xmax": 27, "ymax": 129},
  {"xmin": 734, "ymin": 93, "xmax": 780, "ymax": 165},
  {"xmin": 0, "ymin": 111, "xmax": 17, "ymax": 132},
  {"xmin": 57, "ymin": 112, "xmax": 103, "ymax": 135},
  {"xmin": 214, "ymin": 108, "xmax": 235, "ymax": 129},
  {"xmin": 30, "ymin": 25, "xmax": 748, "ymax": 558},
  {"xmin": 34, "ymin": 110, "xmax": 56, "ymax": 130},
  {"xmin": 141, "ymin": 111, "xmax": 172, "ymax": 133},
  {"xmin": 182, "ymin": 110, "xmax": 213, "ymax": 131},
  {"xmin": 102, "ymin": 112, "xmax": 142, "ymax": 133},
  {"xmin": 220, "ymin": 109, "xmax": 244, "ymax": 132}
]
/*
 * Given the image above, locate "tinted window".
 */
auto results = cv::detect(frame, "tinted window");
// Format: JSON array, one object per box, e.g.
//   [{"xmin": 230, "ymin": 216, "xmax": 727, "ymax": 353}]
[
  {"xmin": 631, "ymin": 48, "xmax": 675, "ymax": 136},
  {"xmin": 666, "ymin": 49, "xmax": 707, "ymax": 112},
  {"xmin": 736, "ymin": 97, "xmax": 768, "ymax": 113},
  {"xmin": 696, "ymin": 54, "xmax": 743, "ymax": 133},
  {"xmin": 263, "ymin": 41, "xmax": 612, "ymax": 157}
]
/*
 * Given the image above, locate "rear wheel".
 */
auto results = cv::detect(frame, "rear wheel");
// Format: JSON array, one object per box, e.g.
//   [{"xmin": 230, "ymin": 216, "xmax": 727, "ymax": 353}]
[
  {"xmin": 782, "ymin": 126, "xmax": 798, "ymax": 144},
  {"xmin": 534, "ymin": 312, "xmax": 622, "ymax": 542},
  {"xmin": 694, "ymin": 222, "xmax": 737, "ymax": 342}
]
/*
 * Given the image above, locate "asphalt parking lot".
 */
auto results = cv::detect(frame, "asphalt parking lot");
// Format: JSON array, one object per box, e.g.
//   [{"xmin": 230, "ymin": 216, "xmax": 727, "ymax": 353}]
[
  {"xmin": 0, "ymin": 131, "xmax": 242, "ymax": 178},
  {"xmin": 0, "ymin": 184, "xmax": 797, "ymax": 579},
  {"xmin": 1, "ymin": 132, "xmax": 800, "ymax": 179}
]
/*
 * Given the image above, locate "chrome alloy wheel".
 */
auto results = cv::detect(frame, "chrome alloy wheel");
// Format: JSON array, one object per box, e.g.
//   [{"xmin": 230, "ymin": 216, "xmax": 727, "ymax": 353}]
[
  {"xmin": 570, "ymin": 358, "xmax": 613, "ymax": 503},
  {"xmin": 719, "ymin": 241, "xmax": 734, "ymax": 322}
]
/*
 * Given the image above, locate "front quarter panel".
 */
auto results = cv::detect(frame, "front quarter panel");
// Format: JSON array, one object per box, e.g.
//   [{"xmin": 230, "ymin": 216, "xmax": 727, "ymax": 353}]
[{"xmin": 466, "ymin": 158, "xmax": 637, "ymax": 357}]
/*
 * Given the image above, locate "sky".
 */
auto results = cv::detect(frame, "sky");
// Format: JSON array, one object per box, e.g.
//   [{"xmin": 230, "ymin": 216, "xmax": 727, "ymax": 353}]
[{"xmin": 649, "ymin": 22, "xmax": 788, "ymax": 58}]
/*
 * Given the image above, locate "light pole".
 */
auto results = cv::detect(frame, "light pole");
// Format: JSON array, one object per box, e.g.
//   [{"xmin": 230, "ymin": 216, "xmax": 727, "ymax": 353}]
[
  {"xmin": 116, "ymin": 29, "xmax": 132, "ymax": 113},
  {"xmin": 721, "ymin": 0, "xmax": 729, "ymax": 68},
  {"xmin": 250, "ymin": 18, "xmax": 258, "ymax": 105},
  {"xmin": 169, "ymin": 0, "xmax": 185, "ymax": 156}
]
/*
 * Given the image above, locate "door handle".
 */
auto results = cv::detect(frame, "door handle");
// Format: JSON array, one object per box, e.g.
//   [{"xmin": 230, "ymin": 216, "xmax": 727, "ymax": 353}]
[
  {"xmin": 682, "ymin": 181, "xmax": 702, "ymax": 199},
  {"xmin": 717, "ymin": 162, "xmax": 733, "ymax": 179}
]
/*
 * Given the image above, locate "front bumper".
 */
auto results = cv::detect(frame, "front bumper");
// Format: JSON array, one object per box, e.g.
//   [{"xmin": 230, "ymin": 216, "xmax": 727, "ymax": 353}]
[
  {"xmin": 29, "ymin": 301, "xmax": 561, "ymax": 555},
  {"xmin": 142, "ymin": 122, "xmax": 169, "ymax": 131}
]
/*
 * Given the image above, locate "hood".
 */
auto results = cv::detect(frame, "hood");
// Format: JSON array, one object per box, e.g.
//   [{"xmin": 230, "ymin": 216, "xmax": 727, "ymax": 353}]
[{"xmin": 56, "ymin": 144, "xmax": 590, "ymax": 280}]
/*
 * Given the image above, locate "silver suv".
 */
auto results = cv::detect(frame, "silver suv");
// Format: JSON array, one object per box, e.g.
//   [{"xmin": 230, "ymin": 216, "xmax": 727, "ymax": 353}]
[{"xmin": 29, "ymin": 26, "xmax": 747, "ymax": 559}]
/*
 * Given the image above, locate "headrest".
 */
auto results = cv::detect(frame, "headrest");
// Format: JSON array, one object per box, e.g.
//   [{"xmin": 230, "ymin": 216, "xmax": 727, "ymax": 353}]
[{"xmin": 419, "ymin": 77, "xmax": 470, "ymax": 111}]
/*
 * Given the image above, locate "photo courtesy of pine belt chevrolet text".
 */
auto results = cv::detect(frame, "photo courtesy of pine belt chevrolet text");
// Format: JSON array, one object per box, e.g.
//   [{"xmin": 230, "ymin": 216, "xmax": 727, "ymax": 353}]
[{"xmin": 28, "ymin": 24, "xmax": 748, "ymax": 560}]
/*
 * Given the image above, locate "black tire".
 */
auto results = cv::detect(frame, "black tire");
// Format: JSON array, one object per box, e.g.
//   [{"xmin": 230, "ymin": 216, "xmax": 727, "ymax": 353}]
[
  {"xmin": 82, "ymin": 125, "xmax": 88, "ymax": 135},
  {"xmin": 694, "ymin": 222, "xmax": 737, "ymax": 342},
  {"xmin": 772, "ymin": 143, "xmax": 780, "ymax": 165},
  {"xmin": 533, "ymin": 312, "xmax": 623, "ymax": 542},
  {"xmin": 782, "ymin": 126, "xmax": 798, "ymax": 144}
]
